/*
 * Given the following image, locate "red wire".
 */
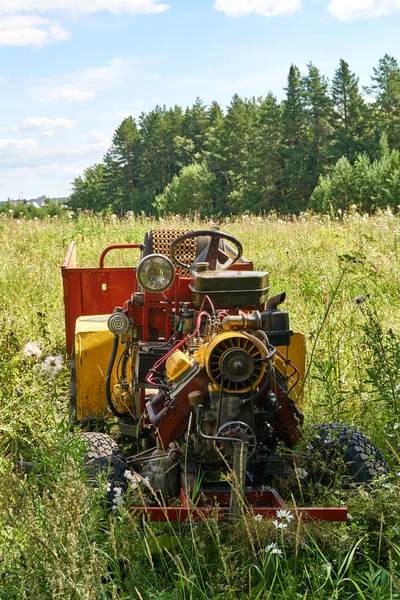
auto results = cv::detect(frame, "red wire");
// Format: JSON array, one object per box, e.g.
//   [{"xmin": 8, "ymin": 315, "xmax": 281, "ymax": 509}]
[{"xmin": 144, "ymin": 294, "xmax": 214, "ymax": 385}]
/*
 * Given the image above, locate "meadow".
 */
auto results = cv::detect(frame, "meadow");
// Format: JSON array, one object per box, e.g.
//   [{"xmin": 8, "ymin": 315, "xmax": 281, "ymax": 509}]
[{"xmin": 0, "ymin": 210, "xmax": 400, "ymax": 599}]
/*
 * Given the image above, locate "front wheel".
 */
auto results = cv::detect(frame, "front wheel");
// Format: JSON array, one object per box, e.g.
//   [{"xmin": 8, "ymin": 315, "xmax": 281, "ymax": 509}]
[{"xmin": 81, "ymin": 432, "xmax": 128, "ymax": 504}]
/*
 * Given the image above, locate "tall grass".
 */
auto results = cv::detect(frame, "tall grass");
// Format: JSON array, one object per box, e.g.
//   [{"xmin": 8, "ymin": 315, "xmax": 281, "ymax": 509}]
[{"xmin": 0, "ymin": 210, "xmax": 400, "ymax": 598}]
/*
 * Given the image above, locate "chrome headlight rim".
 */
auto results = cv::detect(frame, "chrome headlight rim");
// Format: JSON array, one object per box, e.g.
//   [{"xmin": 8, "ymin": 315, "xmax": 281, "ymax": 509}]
[{"xmin": 136, "ymin": 253, "xmax": 176, "ymax": 294}]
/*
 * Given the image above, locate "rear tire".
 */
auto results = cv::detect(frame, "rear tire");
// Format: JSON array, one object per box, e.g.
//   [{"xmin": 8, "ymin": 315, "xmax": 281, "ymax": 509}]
[{"xmin": 311, "ymin": 424, "xmax": 389, "ymax": 484}]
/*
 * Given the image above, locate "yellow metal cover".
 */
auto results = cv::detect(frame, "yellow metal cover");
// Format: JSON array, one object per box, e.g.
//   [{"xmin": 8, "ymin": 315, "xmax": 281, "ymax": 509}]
[
  {"xmin": 166, "ymin": 349, "xmax": 192, "ymax": 381},
  {"xmin": 74, "ymin": 315, "xmax": 129, "ymax": 421}
]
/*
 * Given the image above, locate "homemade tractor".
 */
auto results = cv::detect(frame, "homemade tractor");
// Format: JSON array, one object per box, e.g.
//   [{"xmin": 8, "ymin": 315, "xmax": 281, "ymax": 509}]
[{"xmin": 62, "ymin": 229, "xmax": 388, "ymax": 521}]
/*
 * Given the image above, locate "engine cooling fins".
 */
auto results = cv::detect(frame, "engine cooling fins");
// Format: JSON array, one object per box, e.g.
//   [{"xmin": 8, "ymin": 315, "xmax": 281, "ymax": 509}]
[{"xmin": 205, "ymin": 331, "xmax": 267, "ymax": 393}]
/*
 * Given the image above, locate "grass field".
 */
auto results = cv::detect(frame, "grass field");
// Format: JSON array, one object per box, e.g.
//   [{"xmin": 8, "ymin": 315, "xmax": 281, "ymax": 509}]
[{"xmin": 1, "ymin": 211, "xmax": 400, "ymax": 599}]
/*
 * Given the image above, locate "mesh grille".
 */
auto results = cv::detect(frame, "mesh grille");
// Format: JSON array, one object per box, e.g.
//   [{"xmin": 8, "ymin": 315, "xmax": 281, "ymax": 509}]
[{"xmin": 149, "ymin": 229, "xmax": 195, "ymax": 277}]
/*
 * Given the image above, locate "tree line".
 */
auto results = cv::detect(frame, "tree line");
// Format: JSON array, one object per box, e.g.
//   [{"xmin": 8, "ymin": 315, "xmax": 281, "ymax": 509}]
[{"xmin": 69, "ymin": 54, "xmax": 400, "ymax": 216}]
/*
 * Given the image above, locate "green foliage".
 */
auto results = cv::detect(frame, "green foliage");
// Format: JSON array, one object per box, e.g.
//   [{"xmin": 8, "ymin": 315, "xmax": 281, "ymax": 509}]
[
  {"xmin": 310, "ymin": 147, "xmax": 400, "ymax": 213},
  {"xmin": 69, "ymin": 164, "xmax": 107, "ymax": 212},
  {"xmin": 154, "ymin": 162, "xmax": 218, "ymax": 216}
]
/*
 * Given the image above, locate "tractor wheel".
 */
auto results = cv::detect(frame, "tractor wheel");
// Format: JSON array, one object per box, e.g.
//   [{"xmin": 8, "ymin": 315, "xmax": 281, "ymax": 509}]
[
  {"xmin": 81, "ymin": 432, "xmax": 128, "ymax": 504},
  {"xmin": 311, "ymin": 424, "xmax": 389, "ymax": 484}
]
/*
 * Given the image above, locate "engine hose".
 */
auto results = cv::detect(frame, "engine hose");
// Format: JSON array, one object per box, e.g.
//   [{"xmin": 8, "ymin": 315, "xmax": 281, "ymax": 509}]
[
  {"xmin": 248, "ymin": 361, "xmax": 273, "ymax": 404},
  {"xmin": 105, "ymin": 334, "xmax": 131, "ymax": 419}
]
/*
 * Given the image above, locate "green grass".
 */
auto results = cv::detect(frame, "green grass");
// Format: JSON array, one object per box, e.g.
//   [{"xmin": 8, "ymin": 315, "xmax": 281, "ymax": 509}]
[{"xmin": 0, "ymin": 210, "xmax": 400, "ymax": 599}]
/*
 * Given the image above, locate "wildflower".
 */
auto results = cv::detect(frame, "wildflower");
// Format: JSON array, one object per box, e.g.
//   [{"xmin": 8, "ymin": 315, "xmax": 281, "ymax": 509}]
[
  {"xmin": 273, "ymin": 520, "xmax": 288, "ymax": 530},
  {"xmin": 23, "ymin": 341, "xmax": 43, "ymax": 361},
  {"xmin": 104, "ymin": 482, "xmax": 111, "ymax": 492},
  {"xmin": 254, "ymin": 513, "xmax": 263, "ymax": 522},
  {"xmin": 124, "ymin": 470, "xmax": 139, "ymax": 489},
  {"xmin": 112, "ymin": 486, "xmax": 125, "ymax": 509},
  {"xmin": 265, "ymin": 543, "xmax": 283, "ymax": 556},
  {"xmin": 41, "ymin": 355, "xmax": 64, "ymax": 378},
  {"xmin": 276, "ymin": 509, "xmax": 294, "ymax": 523},
  {"xmin": 296, "ymin": 468, "xmax": 308, "ymax": 480}
]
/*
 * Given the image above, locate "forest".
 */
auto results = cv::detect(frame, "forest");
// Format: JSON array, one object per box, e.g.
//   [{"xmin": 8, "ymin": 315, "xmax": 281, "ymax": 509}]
[{"xmin": 67, "ymin": 54, "xmax": 400, "ymax": 217}]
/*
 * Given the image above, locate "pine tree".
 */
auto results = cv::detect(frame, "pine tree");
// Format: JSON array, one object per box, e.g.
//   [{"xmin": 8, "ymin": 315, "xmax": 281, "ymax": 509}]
[
  {"xmin": 245, "ymin": 93, "xmax": 282, "ymax": 212},
  {"xmin": 182, "ymin": 98, "xmax": 209, "ymax": 155},
  {"xmin": 331, "ymin": 59, "xmax": 369, "ymax": 162},
  {"xmin": 103, "ymin": 117, "xmax": 140, "ymax": 214},
  {"xmin": 281, "ymin": 65, "xmax": 308, "ymax": 212},
  {"xmin": 367, "ymin": 54, "xmax": 400, "ymax": 149},
  {"xmin": 303, "ymin": 62, "xmax": 333, "ymax": 192}
]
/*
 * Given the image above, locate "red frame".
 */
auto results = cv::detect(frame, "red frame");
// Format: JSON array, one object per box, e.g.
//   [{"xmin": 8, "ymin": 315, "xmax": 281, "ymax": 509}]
[{"xmin": 130, "ymin": 488, "xmax": 347, "ymax": 523}]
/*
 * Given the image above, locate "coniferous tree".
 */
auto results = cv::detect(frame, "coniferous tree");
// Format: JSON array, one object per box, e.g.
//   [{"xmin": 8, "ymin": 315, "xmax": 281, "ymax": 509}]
[
  {"xmin": 367, "ymin": 54, "xmax": 400, "ymax": 149},
  {"xmin": 331, "ymin": 59, "xmax": 369, "ymax": 162},
  {"xmin": 303, "ymin": 62, "xmax": 333, "ymax": 192},
  {"xmin": 182, "ymin": 98, "xmax": 209, "ymax": 155},
  {"xmin": 220, "ymin": 94, "xmax": 254, "ymax": 212},
  {"xmin": 103, "ymin": 117, "xmax": 140, "ymax": 213},
  {"xmin": 281, "ymin": 65, "xmax": 308, "ymax": 212},
  {"xmin": 245, "ymin": 93, "xmax": 282, "ymax": 212}
]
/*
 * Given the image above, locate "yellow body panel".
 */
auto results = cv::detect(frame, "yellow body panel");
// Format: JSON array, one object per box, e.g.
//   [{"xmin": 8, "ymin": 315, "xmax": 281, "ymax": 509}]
[
  {"xmin": 74, "ymin": 315, "xmax": 128, "ymax": 421},
  {"xmin": 166, "ymin": 350, "xmax": 192, "ymax": 381},
  {"xmin": 276, "ymin": 332, "xmax": 306, "ymax": 404}
]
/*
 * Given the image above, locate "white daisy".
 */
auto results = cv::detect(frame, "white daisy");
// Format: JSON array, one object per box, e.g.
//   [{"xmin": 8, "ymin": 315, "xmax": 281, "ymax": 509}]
[
  {"xmin": 276, "ymin": 509, "xmax": 294, "ymax": 522},
  {"xmin": 265, "ymin": 543, "xmax": 283, "ymax": 556},
  {"xmin": 273, "ymin": 520, "xmax": 288, "ymax": 530}
]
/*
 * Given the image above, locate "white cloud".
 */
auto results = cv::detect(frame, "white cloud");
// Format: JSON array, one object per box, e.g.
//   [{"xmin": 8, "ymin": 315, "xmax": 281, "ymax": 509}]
[
  {"xmin": 214, "ymin": 0, "xmax": 302, "ymax": 18},
  {"xmin": 0, "ymin": 138, "xmax": 38, "ymax": 150},
  {"xmin": 0, "ymin": 0, "xmax": 170, "ymax": 16},
  {"xmin": 86, "ymin": 129, "xmax": 114, "ymax": 144},
  {"xmin": 327, "ymin": 0, "xmax": 400, "ymax": 20},
  {"xmin": 0, "ymin": 137, "xmax": 108, "ymax": 170},
  {"xmin": 45, "ymin": 87, "xmax": 96, "ymax": 103},
  {"xmin": 0, "ymin": 15, "xmax": 70, "ymax": 47},
  {"xmin": 30, "ymin": 56, "xmax": 159, "ymax": 103},
  {"xmin": 12, "ymin": 117, "xmax": 78, "ymax": 136}
]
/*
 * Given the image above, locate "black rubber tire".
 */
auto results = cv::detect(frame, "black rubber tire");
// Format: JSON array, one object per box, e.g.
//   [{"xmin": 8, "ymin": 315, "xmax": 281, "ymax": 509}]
[
  {"xmin": 312, "ymin": 424, "xmax": 389, "ymax": 484},
  {"xmin": 81, "ymin": 432, "xmax": 128, "ymax": 503}
]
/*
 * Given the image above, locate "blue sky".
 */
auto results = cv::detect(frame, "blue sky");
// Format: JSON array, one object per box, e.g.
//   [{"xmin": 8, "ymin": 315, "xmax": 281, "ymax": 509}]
[{"xmin": 1, "ymin": 0, "xmax": 400, "ymax": 201}]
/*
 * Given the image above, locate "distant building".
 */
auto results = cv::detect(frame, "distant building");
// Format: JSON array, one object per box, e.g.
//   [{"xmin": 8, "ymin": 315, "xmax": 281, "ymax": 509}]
[{"xmin": 0, "ymin": 195, "xmax": 68, "ymax": 206}]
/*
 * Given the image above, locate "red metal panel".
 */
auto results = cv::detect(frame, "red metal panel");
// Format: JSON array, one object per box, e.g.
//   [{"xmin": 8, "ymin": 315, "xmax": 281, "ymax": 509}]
[{"xmin": 62, "ymin": 266, "xmax": 138, "ymax": 353}]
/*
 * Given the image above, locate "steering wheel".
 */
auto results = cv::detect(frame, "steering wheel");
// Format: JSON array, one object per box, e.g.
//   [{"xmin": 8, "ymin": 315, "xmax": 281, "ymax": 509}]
[{"xmin": 169, "ymin": 230, "xmax": 243, "ymax": 271}]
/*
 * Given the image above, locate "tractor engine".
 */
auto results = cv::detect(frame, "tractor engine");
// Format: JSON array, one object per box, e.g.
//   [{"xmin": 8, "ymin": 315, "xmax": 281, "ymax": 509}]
[{"xmin": 141, "ymin": 305, "xmax": 303, "ymax": 493}]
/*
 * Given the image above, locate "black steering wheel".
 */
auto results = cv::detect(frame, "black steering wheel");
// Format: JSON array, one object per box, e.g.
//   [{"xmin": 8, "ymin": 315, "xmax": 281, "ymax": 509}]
[{"xmin": 169, "ymin": 230, "xmax": 243, "ymax": 271}]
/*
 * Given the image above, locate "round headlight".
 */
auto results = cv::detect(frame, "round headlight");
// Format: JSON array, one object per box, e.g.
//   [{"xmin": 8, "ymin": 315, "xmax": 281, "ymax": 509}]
[{"xmin": 137, "ymin": 254, "xmax": 175, "ymax": 293}]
